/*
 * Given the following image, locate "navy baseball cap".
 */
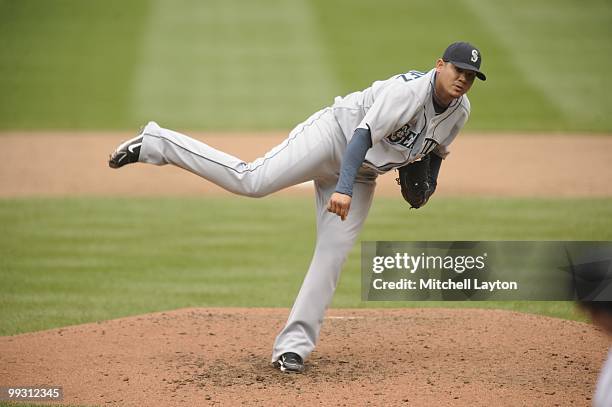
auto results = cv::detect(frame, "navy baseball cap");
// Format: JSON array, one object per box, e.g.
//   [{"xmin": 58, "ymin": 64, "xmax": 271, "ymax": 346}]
[{"xmin": 442, "ymin": 42, "xmax": 486, "ymax": 81}]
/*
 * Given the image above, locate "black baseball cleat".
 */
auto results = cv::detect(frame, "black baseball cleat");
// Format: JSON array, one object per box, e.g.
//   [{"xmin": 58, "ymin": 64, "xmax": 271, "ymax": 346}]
[
  {"xmin": 108, "ymin": 129, "xmax": 144, "ymax": 169},
  {"xmin": 274, "ymin": 352, "xmax": 305, "ymax": 373}
]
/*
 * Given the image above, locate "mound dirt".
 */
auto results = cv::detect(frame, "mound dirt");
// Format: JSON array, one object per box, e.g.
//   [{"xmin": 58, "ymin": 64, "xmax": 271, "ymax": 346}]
[{"xmin": 0, "ymin": 307, "xmax": 607, "ymax": 406}]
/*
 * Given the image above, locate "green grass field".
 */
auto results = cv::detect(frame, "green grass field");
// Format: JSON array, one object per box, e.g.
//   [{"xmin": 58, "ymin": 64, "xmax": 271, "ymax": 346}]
[
  {"xmin": 2, "ymin": 196, "xmax": 610, "ymax": 336},
  {"xmin": 0, "ymin": 0, "xmax": 611, "ymax": 131}
]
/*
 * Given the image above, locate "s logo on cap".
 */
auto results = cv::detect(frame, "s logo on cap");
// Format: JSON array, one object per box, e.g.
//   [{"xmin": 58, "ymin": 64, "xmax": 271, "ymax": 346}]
[
  {"xmin": 471, "ymin": 49, "xmax": 479, "ymax": 63},
  {"xmin": 441, "ymin": 41, "xmax": 487, "ymax": 80}
]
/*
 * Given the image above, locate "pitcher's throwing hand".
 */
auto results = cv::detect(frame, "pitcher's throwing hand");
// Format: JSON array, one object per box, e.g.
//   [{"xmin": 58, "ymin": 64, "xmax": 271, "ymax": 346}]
[{"xmin": 327, "ymin": 192, "xmax": 352, "ymax": 221}]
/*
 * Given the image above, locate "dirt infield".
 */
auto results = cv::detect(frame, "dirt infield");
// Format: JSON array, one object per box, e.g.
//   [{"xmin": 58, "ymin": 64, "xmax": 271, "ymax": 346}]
[
  {"xmin": 1, "ymin": 132, "xmax": 611, "ymax": 197},
  {"xmin": 0, "ymin": 308, "xmax": 606, "ymax": 407}
]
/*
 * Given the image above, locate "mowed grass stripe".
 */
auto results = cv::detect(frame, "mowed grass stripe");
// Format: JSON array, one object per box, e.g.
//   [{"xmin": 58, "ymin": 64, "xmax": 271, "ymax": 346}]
[
  {"xmin": 130, "ymin": 0, "xmax": 337, "ymax": 130},
  {"xmin": 0, "ymin": 0, "xmax": 151, "ymax": 129},
  {"xmin": 309, "ymin": 0, "xmax": 566, "ymax": 132},
  {"xmin": 465, "ymin": 0, "xmax": 612, "ymax": 132},
  {"xmin": 0, "ymin": 1, "xmax": 610, "ymax": 131},
  {"xmin": 2, "ymin": 197, "xmax": 612, "ymax": 335}
]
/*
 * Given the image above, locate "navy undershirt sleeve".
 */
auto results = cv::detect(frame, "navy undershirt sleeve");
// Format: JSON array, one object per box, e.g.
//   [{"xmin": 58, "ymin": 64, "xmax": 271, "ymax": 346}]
[{"xmin": 334, "ymin": 127, "xmax": 373, "ymax": 197}]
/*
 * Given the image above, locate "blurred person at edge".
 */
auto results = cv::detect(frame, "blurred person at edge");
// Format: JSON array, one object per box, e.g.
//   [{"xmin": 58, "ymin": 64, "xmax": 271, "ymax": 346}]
[{"xmin": 581, "ymin": 302, "xmax": 612, "ymax": 407}]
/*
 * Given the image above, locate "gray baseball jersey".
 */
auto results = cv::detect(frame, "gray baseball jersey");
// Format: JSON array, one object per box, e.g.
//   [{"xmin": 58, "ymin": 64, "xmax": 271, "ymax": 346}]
[
  {"xmin": 333, "ymin": 68, "xmax": 470, "ymax": 171},
  {"xmin": 133, "ymin": 67, "xmax": 469, "ymax": 364}
]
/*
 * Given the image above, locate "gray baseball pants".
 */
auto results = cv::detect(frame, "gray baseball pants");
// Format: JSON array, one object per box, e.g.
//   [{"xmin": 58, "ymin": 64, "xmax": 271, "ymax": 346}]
[{"xmin": 138, "ymin": 107, "xmax": 377, "ymax": 363}]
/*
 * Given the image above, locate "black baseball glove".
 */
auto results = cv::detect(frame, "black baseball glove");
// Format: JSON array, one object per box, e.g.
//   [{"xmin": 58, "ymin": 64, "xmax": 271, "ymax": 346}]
[{"xmin": 396, "ymin": 153, "xmax": 442, "ymax": 209}]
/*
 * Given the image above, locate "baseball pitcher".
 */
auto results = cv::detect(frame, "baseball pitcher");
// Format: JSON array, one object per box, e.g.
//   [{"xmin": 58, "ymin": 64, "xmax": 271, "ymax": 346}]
[{"xmin": 109, "ymin": 42, "xmax": 486, "ymax": 373}]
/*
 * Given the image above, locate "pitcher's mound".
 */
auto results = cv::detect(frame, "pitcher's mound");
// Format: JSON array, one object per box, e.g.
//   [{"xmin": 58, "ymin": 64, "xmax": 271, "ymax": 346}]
[{"xmin": 0, "ymin": 308, "xmax": 606, "ymax": 406}]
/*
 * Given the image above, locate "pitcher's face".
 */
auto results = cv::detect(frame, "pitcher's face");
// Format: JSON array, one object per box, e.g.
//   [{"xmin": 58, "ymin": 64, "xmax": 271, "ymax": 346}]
[{"xmin": 434, "ymin": 59, "xmax": 475, "ymax": 104}]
